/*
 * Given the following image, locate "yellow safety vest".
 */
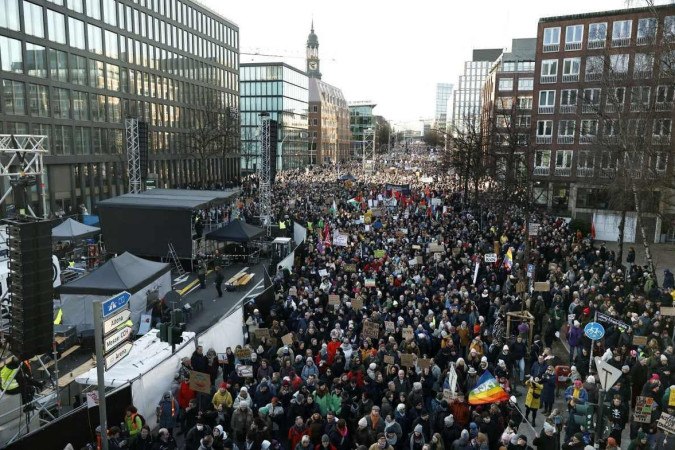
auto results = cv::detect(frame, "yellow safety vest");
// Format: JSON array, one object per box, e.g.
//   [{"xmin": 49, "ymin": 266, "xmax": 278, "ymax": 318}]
[
  {"xmin": 0, "ymin": 366, "xmax": 19, "ymax": 391},
  {"xmin": 54, "ymin": 308, "xmax": 63, "ymax": 325},
  {"xmin": 279, "ymin": 221, "xmax": 286, "ymax": 230}
]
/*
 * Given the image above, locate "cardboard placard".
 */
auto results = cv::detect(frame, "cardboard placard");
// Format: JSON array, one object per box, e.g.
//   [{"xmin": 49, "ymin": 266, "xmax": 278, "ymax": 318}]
[
  {"xmin": 235, "ymin": 348, "xmax": 252, "ymax": 359},
  {"xmin": 632, "ymin": 335, "xmax": 648, "ymax": 346},
  {"xmin": 534, "ymin": 281, "xmax": 550, "ymax": 292},
  {"xmin": 328, "ymin": 294, "xmax": 340, "ymax": 305},
  {"xmin": 494, "ymin": 241, "xmax": 500, "ymax": 254},
  {"xmin": 429, "ymin": 243, "xmax": 444, "ymax": 253},
  {"xmin": 374, "ymin": 249, "xmax": 386, "ymax": 259},
  {"xmin": 217, "ymin": 353, "xmax": 227, "ymax": 364},
  {"xmin": 516, "ymin": 281, "xmax": 527, "ymax": 294},
  {"xmin": 365, "ymin": 279, "xmax": 376, "ymax": 288},
  {"xmin": 412, "ymin": 244, "xmax": 421, "ymax": 250},
  {"xmin": 408, "ymin": 258, "xmax": 417, "ymax": 267},
  {"xmin": 657, "ymin": 412, "xmax": 675, "ymax": 434},
  {"xmin": 189, "ymin": 371, "xmax": 212, "ymax": 394},
  {"xmin": 281, "ymin": 333, "xmax": 293, "ymax": 346},
  {"xmin": 400, "ymin": 353, "xmax": 415, "ymax": 367},
  {"xmin": 383, "ymin": 355, "xmax": 395, "ymax": 365},
  {"xmin": 352, "ymin": 297, "xmax": 364, "ymax": 309},
  {"xmin": 661, "ymin": 306, "xmax": 675, "ymax": 316},
  {"xmin": 634, "ymin": 396, "xmax": 654, "ymax": 423},
  {"xmin": 402, "ymin": 327, "xmax": 414, "ymax": 341},
  {"xmin": 416, "ymin": 256, "xmax": 424, "ymax": 265},
  {"xmin": 417, "ymin": 358, "xmax": 431, "ymax": 369},
  {"xmin": 362, "ymin": 321, "xmax": 380, "ymax": 339},
  {"xmin": 236, "ymin": 365, "xmax": 254, "ymax": 378},
  {"xmin": 385, "ymin": 321, "xmax": 395, "ymax": 333},
  {"xmin": 254, "ymin": 328, "xmax": 270, "ymax": 339},
  {"xmin": 344, "ymin": 264, "xmax": 357, "ymax": 273}
]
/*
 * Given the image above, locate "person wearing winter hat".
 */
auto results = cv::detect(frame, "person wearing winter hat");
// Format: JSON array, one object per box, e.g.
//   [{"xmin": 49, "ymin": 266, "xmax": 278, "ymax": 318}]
[
  {"xmin": 409, "ymin": 424, "xmax": 425, "ymax": 450},
  {"xmin": 212, "ymin": 382, "xmax": 233, "ymax": 412},
  {"xmin": 354, "ymin": 417, "xmax": 372, "ymax": 448},
  {"xmin": 508, "ymin": 434, "xmax": 528, "ymax": 450},
  {"xmin": 567, "ymin": 320, "xmax": 583, "ymax": 363},
  {"xmin": 451, "ymin": 430, "xmax": 470, "ymax": 449},
  {"xmin": 441, "ymin": 414, "xmax": 460, "ymax": 449},
  {"xmin": 532, "ymin": 421, "xmax": 557, "ymax": 450}
]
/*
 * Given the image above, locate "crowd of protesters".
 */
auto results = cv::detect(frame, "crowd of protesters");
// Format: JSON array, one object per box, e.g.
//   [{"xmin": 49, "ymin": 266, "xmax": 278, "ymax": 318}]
[{"xmin": 128, "ymin": 153, "xmax": 674, "ymax": 450}]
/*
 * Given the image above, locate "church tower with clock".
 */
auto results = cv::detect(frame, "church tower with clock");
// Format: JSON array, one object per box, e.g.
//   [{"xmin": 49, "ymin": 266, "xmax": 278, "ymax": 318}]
[{"xmin": 306, "ymin": 21, "xmax": 322, "ymax": 79}]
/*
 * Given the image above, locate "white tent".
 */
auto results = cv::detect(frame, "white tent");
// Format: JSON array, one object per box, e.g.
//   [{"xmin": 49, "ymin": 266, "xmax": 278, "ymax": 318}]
[{"xmin": 58, "ymin": 252, "xmax": 172, "ymax": 333}]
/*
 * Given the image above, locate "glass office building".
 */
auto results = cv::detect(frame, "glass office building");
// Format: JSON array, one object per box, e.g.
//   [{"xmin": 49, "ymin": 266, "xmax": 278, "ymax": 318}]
[
  {"xmin": 240, "ymin": 62, "xmax": 309, "ymax": 172},
  {"xmin": 0, "ymin": 0, "xmax": 239, "ymax": 213},
  {"xmin": 348, "ymin": 101, "xmax": 376, "ymax": 156}
]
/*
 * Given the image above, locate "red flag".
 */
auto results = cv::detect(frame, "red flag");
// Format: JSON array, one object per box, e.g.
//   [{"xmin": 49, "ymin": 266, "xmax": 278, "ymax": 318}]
[
  {"xmin": 324, "ymin": 223, "xmax": 332, "ymax": 247},
  {"xmin": 591, "ymin": 222, "xmax": 596, "ymax": 239}
]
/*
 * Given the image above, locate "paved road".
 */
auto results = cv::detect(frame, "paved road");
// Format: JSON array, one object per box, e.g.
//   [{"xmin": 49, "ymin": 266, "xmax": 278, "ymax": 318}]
[{"xmin": 598, "ymin": 241, "xmax": 675, "ymax": 284}]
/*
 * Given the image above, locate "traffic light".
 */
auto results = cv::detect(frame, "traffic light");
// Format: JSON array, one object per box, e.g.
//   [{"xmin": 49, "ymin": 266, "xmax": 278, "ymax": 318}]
[
  {"xmin": 170, "ymin": 325, "xmax": 184, "ymax": 345},
  {"xmin": 170, "ymin": 309, "xmax": 183, "ymax": 325},
  {"xmin": 159, "ymin": 322, "xmax": 169, "ymax": 342},
  {"xmin": 573, "ymin": 403, "xmax": 594, "ymax": 428}
]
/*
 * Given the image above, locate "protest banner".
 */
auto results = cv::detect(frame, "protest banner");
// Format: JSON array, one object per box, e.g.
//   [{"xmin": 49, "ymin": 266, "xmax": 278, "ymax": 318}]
[
  {"xmin": 254, "ymin": 328, "xmax": 270, "ymax": 339},
  {"xmin": 362, "ymin": 321, "xmax": 380, "ymax": 339},
  {"xmin": 634, "ymin": 396, "xmax": 654, "ymax": 423},
  {"xmin": 281, "ymin": 333, "xmax": 294, "ymax": 346},
  {"xmin": 400, "ymin": 354, "xmax": 415, "ymax": 367},
  {"xmin": 384, "ymin": 321, "xmax": 395, "ymax": 333},
  {"xmin": 189, "ymin": 371, "xmax": 212, "ymax": 394},
  {"xmin": 235, "ymin": 348, "xmax": 252, "ymax": 359},
  {"xmin": 383, "ymin": 355, "xmax": 395, "ymax": 365},
  {"xmin": 328, "ymin": 294, "xmax": 340, "ymax": 305},
  {"xmin": 402, "ymin": 327, "xmax": 414, "ymax": 341},
  {"xmin": 533, "ymin": 281, "xmax": 550, "ymax": 292}
]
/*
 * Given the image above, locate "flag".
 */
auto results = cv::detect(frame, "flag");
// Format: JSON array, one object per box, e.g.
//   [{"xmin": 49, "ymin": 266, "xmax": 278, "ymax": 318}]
[
  {"xmin": 468, "ymin": 371, "xmax": 510, "ymax": 405},
  {"xmin": 324, "ymin": 223, "xmax": 332, "ymax": 247},
  {"xmin": 331, "ymin": 200, "xmax": 337, "ymax": 216},
  {"xmin": 503, "ymin": 247, "xmax": 513, "ymax": 270},
  {"xmin": 591, "ymin": 221, "xmax": 596, "ymax": 239},
  {"xmin": 316, "ymin": 239, "xmax": 325, "ymax": 255}
]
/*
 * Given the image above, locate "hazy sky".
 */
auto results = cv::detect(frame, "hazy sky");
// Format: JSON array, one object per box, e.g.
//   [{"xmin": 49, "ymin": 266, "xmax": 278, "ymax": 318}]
[{"xmin": 201, "ymin": 0, "xmax": 668, "ymax": 126}]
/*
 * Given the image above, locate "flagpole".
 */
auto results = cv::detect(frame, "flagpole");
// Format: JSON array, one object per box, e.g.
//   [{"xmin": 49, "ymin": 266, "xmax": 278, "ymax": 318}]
[{"xmin": 510, "ymin": 400, "xmax": 538, "ymax": 434}]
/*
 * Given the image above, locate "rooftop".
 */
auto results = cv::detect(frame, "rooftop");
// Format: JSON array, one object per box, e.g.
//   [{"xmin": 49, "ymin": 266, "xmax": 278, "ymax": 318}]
[{"xmin": 540, "ymin": 4, "xmax": 674, "ymax": 23}]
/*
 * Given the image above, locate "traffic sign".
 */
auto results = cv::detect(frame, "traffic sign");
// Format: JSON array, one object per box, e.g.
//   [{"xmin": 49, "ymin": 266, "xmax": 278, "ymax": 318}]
[
  {"xmin": 584, "ymin": 321, "xmax": 605, "ymax": 340},
  {"xmin": 102, "ymin": 291, "xmax": 131, "ymax": 318},
  {"xmin": 103, "ymin": 308, "xmax": 131, "ymax": 335},
  {"xmin": 594, "ymin": 357, "xmax": 622, "ymax": 390},
  {"xmin": 104, "ymin": 341, "xmax": 133, "ymax": 370},
  {"xmin": 103, "ymin": 326, "xmax": 132, "ymax": 353}
]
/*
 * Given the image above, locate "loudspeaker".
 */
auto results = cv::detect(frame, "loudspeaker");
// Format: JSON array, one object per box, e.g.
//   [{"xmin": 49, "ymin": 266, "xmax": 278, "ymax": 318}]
[
  {"xmin": 138, "ymin": 120, "xmax": 149, "ymax": 180},
  {"xmin": 6, "ymin": 219, "xmax": 54, "ymax": 359},
  {"xmin": 268, "ymin": 119, "xmax": 278, "ymax": 184}
]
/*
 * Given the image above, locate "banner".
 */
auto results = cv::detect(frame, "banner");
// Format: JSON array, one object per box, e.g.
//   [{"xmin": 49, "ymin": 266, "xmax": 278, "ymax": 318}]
[
  {"xmin": 468, "ymin": 371, "xmax": 510, "ymax": 405},
  {"xmin": 596, "ymin": 312, "xmax": 629, "ymax": 332},
  {"xmin": 333, "ymin": 233, "xmax": 348, "ymax": 247},
  {"xmin": 385, "ymin": 183, "xmax": 411, "ymax": 196},
  {"xmin": 634, "ymin": 396, "xmax": 654, "ymax": 423}
]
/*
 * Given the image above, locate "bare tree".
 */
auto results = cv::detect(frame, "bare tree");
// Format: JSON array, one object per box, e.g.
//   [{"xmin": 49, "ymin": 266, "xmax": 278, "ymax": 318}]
[
  {"xmin": 447, "ymin": 115, "xmax": 492, "ymax": 205},
  {"xmin": 186, "ymin": 95, "xmax": 240, "ymax": 188}
]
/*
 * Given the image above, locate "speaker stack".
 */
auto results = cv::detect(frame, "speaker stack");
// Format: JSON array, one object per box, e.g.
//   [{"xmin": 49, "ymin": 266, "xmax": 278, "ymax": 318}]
[{"xmin": 6, "ymin": 218, "xmax": 54, "ymax": 359}]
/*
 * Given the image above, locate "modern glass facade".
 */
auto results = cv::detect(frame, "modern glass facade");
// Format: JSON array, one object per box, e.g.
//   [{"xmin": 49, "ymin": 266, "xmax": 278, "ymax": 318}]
[
  {"xmin": 0, "ymin": 0, "xmax": 239, "ymax": 214},
  {"xmin": 240, "ymin": 62, "xmax": 309, "ymax": 172},
  {"xmin": 349, "ymin": 102, "xmax": 376, "ymax": 156},
  {"xmin": 434, "ymin": 82, "xmax": 453, "ymax": 131}
]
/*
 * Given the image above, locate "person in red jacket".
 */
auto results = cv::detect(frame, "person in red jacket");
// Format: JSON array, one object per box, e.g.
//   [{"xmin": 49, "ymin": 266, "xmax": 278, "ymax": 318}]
[
  {"xmin": 289, "ymin": 416, "xmax": 309, "ymax": 450},
  {"xmin": 177, "ymin": 376, "xmax": 195, "ymax": 432},
  {"xmin": 326, "ymin": 332, "xmax": 341, "ymax": 365}
]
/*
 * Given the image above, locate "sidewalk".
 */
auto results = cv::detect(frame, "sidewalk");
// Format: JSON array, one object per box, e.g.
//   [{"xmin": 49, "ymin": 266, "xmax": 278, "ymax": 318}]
[{"xmin": 596, "ymin": 241, "xmax": 675, "ymax": 284}]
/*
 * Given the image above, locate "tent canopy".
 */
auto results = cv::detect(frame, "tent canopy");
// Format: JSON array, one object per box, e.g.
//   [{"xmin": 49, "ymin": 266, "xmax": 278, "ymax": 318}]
[
  {"xmin": 59, "ymin": 251, "xmax": 171, "ymax": 295},
  {"xmin": 52, "ymin": 218, "xmax": 100, "ymax": 240},
  {"xmin": 205, "ymin": 220, "xmax": 264, "ymax": 243}
]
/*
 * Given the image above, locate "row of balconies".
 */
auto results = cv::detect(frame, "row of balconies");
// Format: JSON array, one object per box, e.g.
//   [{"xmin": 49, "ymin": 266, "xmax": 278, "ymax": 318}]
[
  {"xmin": 543, "ymin": 36, "xmax": 659, "ymax": 54},
  {"xmin": 536, "ymin": 101, "xmax": 673, "ymax": 114},
  {"xmin": 533, "ymin": 165, "xmax": 666, "ymax": 178},
  {"xmin": 534, "ymin": 134, "xmax": 670, "ymax": 145}
]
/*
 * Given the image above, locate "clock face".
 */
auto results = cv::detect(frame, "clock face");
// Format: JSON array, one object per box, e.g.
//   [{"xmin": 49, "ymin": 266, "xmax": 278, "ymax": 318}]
[{"xmin": 309, "ymin": 61, "xmax": 318, "ymax": 70}]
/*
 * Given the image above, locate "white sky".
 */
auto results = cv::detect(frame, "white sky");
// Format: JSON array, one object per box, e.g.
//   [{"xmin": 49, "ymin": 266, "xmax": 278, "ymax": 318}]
[{"xmin": 200, "ymin": 0, "xmax": 670, "ymax": 127}]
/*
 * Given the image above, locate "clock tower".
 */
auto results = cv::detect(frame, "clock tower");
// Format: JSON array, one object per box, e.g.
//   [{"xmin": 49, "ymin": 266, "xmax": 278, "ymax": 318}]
[{"xmin": 306, "ymin": 21, "xmax": 322, "ymax": 79}]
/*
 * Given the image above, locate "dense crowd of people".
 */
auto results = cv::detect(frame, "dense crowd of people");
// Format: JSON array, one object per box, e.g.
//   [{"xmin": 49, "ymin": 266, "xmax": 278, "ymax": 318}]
[{"xmin": 110, "ymin": 153, "xmax": 674, "ymax": 450}]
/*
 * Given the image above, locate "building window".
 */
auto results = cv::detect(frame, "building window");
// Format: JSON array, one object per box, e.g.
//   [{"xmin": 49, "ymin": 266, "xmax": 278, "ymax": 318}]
[
  {"xmin": 580, "ymin": 119, "xmax": 598, "ymax": 143},
  {"xmin": 656, "ymin": 85, "xmax": 675, "ymax": 106},
  {"xmin": 28, "ymin": 83, "xmax": 49, "ymax": 117},
  {"xmin": 538, "ymin": 90, "xmax": 555, "ymax": 114},
  {"xmin": 23, "ymin": 1, "xmax": 45, "ymax": 38},
  {"xmin": 560, "ymin": 89, "xmax": 577, "ymax": 114},
  {"xmin": 47, "ymin": 9, "xmax": 66, "ymax": 44},
  {"xmin": 0, "ymin": 0, "xmax": 21, "ymax": 31},
  {"xmin": 609, "ymin": 54, "xmax": 629, "ymax": 75},
  {"xmin": 517, "ymin": 77, "xmax": 533, "ymax": 91},
  {"xmin": 106, "ymin": 63, "xmax": 119, "ymax": 90},
  {"xmin": 540, "ymin": 59, "xmax": 558, "ymax": 83},
  {"xmin": 543, "ymin": 27, "xmax": 560, "ymax": 52},
  {"xmin": 636, "ymin": 17, "xmax": 657, "ymax": 45},
  {"xmin": 555, "ymin": 150, "xmax": 573, "ymax": 175},
  {"xmin": 536, "ymin": 120, "xmax": 553, "ymax": 144},
  {"xmin": 103, "ymin": 0, "xmax": 116, "ymax": 26},
  {"xmin": 582, "ymin": 88, "xmax": 601, "ymax": 113},
  {"xmin": 48, "ymin": 48, "xmax": 68, "ymax": 82},
  {"xmin": 612, "ymin": 20, "xmax": 632, "ymax": 46},
  {"xmin": 516, "ymin": 96, "xmax": 532, "ymax": 110},
  {"xmin": 516, "ymin": 115, "xmax": 531, "ymax": 128},
  {"xmin": 52, "ymin": 87, "xmax": 70, "ymax": 119},
  {"xmin": 606, "ymin": 87, "xmax": 625, "ymax": 113},
  {"xmin": 652, "ymin": 118, "xmax": 671, "ymax": 139},
  {"xmin": 562, "ymin": 57, "xmax": 581, "ymax": 82},
  {"xmin": 88, "ymin": 24, "xmax": 103, "ymax": 55},
  {"xmin": 3, "ymin": 80, "xmax": 26, "ymax": 115},
  {"xmin": 630, "ymin": 86, "xmax": 650, "ymax": 111},
  {"xmin": 105, "ymin": 30, "xmax": 118, "ymax": 59},
  {"xmin": 67, "ymin": 0, "xmax": 83, "ymax": 12},
  {"xmin": 72, "ymin": 90, "xmax": 88, "ymax": 120},
  {"xmin": 88, "ymin": 59, "xmax": 104, "ymax": 89},
  {"xmin": 0, "ymin": 36, "xmax": 23, "ymax": 73},
  {"xmin": 69, "ymin": 18, "xmax": 86, "ymax": 50},
  {"xmin": 69, "ymin": 54, "xmax": 87, "ymax": 85},
  {"xmin": 86, "ymin": 0, "xmax": 101, "ymax": 20},
  {"xmin": 312, "ymin": 105, "xmax": 318, "ymax": 112},
  {"xmin": 90, "ymin": 94, "xmax": 105, "ymax": 121},
  {"xmin": 498, "ymin": 78, "xmax": 513, "ymax": 91},
  {"xmin": 634, "ymin": 53, "xmax": 653, "ymax": 78},
  {"xmin": 565, "ymin": 25, "xmax": 584, "ymax": 50},
  {"xmin": 497, "ymin": 97, "xmax": 514, "ymax": 109},
  {"xmin": 584, "ymin": 56, "xmax": 604, "ymax": 81},
  {"xmin": 26, "ymin": 43, "xmax": 47, "ymax": 78},
  {"xmin": 534, "ymin": 150, "xmax": 551, "ymax": 175},
  {"xmin": 558, "ymin": 120, "xmax": 575, "ymax": 142},
  {"xmin": 665, "ymin": 16, "xmax": 675, "ymax": 42},
  {"xmin": 588, "ymin": 22, "xmax": 607, "ymax": 48},
  {"xmin": 603, "ymin": 119, "xmax": 619, "ymax": 138}
]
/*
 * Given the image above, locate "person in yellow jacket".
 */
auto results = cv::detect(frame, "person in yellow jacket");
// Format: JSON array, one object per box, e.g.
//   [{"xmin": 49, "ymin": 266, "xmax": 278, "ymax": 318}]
[
  {"xmin": 524, "ymin": 376, "xmax": 543, "ymax": 426},
  {"xmin": 124, "ymin": 405, "xmax": 144, "ymax": 444},
  {"xmin": 0, "ymin": 357, "xmax": 20, "ymax": 394},
  {"xmin": 212, "ymin": 382, "xmax": 233, "ymax": 411}
]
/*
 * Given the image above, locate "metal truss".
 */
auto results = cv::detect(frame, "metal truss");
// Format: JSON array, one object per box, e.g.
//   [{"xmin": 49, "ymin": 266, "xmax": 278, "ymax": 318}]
[
  {"xmin": 258, "ymin": 117, "xmax": 272, "ymax": 236},
  {"xmin": 0, "ymin": 134, "xmax": 48, "ymax": 217},
  {"xmin": 125, "ymin": 118, "xmax": 141, "ymax": 194}
]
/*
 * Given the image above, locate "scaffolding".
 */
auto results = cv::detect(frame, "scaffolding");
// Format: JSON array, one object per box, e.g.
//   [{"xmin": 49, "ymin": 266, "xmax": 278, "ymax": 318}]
[
  {"xmin": 362, "ymin": 127, "xmax": 376, "ymax": 175},
  {"xmin": 258, "ymin": 115, "xmax": 272, "ymax": 236},
  {"xmin": 125, "ymin": 118, "xmax": 141, "ymax": 194},
  {"xmin": 0, "ymin": 135, "xmax": 49, "ymax": 218}
]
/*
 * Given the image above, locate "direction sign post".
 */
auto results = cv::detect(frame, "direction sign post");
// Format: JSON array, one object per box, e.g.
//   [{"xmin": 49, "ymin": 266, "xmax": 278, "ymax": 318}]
[
  {"xmin": 584, "ymin": 316, "xmax": 605, "ymax": 375},
  {"xmin": 102, "ymin": 291, "xmax": 131, "ymax": 318},
  {"xmin": 93, "ymin": 299, "xmax": 109, "ymax": 450}
]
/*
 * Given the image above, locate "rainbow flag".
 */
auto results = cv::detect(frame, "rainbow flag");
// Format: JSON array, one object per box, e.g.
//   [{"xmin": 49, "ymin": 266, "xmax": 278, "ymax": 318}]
[
  {"xmin": 468, "ymin": 371, "xmax": 510, "ymax": 405},
  {"xmin": 503, "ymin": 247, "xmax": 513, "ymax": 270}
]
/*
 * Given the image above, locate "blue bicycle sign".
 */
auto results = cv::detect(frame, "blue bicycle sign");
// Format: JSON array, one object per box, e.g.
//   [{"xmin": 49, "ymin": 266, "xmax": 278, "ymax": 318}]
[{"xmin": 584, "ymin": 321, "xmax": 605, "ymax": 341}]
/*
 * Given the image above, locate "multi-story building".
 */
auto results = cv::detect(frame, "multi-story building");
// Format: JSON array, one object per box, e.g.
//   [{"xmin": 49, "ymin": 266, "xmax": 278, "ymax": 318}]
[
  {"xmin": 481, "ymin": 38, "xmax": 536, "ymax": 178},
  {"xmin": 305, "ymin": 24, "xmax": 350, "ymax": 165},
  {"xmin": 434, "ymin": 82, "xmax": 453, "ymax": 132},
  {"xmin": 240, "ymin": 62, "xmax": 308, "ymax": 172},
  {"xmin": 451, "ymin": 48, "xmax": 503, "ymax": 133},
  {"xmin": 349, "ymin": 101, "xmax": 376, "ymax": 156},
  {"xmin": 0, "ymin": 0, "xmax": 240, "ymax": 214},
  {"xmin": 531, "ymin": 5, "xmax": 675, "ymax": 242}
]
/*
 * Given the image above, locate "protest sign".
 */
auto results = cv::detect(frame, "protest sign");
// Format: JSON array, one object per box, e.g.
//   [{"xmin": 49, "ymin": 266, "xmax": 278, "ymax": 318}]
[
  {"xmin": 236, "ymin": 365, "xmax": 253, "ymax": 378},
  {"xmin": 365, "ymin": 279, "xmax": 376, "ymax": 288},
  {"xmin": 533, "ymin": 281, "xmax": 550, "ymax": 292},
  {"xmin": 362, "ymin": 321, "xmax": 380, "ymax": 339},
  {"xmin": 281, "ymin": 333, "xmax": 294, "ymax": 346},
  {"xmin": 400, "ymin": 354, "xmax": 415, "ymax": 367},
  {"xmin": 235, "ymin": 348, "xmax": 252, "ymax": 359},
  {"xmin": 189, "ymin": 371, "xmax": 212, "ymax": 394},
  {"xmin": 417, "ymin": 358, "xmax": 431, "ymax": 369},
  {"xmin": 352, "ymin": 297, "xmax": 364, "ymax": 309},
  {"xmin": 402, "ymin": 327, "xmax": 414, "ymax": 341},
  {"xmin": 328, "ymin": 294, "xmax": 340, "ymax": 305},
  {"xmin": 634, "ymin": 396, "xmax": 654, "ymax": 423},
  {"xmin": 254, "ymin": 328, "xmax": 270, "ymax": 339},
  {"xmin": 632, "ymin": 335, "xmax": 648, "ymax": 346},
  {"xmin": 384, "ymin": 321, "xmax": 395, "ymax": 333},
  {"xmin": 383, "ymin": 355, "xmax": 395, "ymax": 365}
]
